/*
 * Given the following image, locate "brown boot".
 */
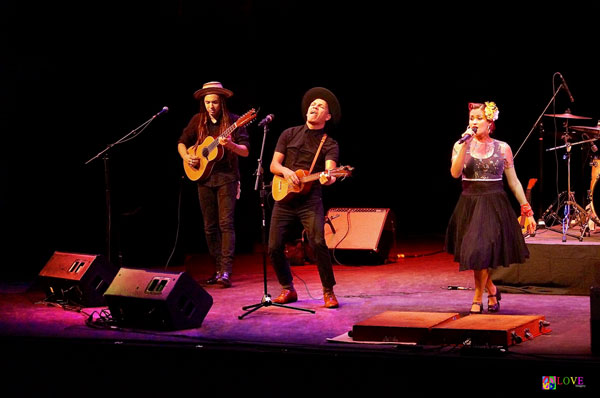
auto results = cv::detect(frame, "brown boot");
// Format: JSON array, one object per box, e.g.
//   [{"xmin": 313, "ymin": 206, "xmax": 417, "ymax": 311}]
[
  {"xmin": 323, "ymin": 288, "xmax": 339, "ymax": 308},
  {"xmin": 272, "ymin": 288, "xmax": 298, "ymax": 304}
]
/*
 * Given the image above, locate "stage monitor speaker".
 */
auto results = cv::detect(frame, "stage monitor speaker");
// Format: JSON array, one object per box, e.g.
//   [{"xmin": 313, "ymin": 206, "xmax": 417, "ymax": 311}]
[
  {"xmin": 38, "ymin": 251, "xmax": 118, "ymax": 307},
  {"xmin": 104, "ymin": 268, "xmax": 213, "ymax": 331},
  {"xmin": 324, "ymin": 208, "xmax": 395, "ymax": 264}
]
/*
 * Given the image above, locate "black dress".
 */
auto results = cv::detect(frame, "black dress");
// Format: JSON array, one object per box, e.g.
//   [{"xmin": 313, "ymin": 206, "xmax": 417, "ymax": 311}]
[{"xmin": 445, "ymin": 139, "xmax": 529, "ymax": 271}]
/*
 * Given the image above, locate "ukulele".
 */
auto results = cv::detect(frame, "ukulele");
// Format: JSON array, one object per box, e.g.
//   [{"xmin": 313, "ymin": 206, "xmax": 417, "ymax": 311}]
[
  {"xmin": 271, "ymin": 166, "xmax": 354, "ymax": 203},
  {"xmin": 518, "ymin": 178, "xmax": 537, "ymax": 237},
  {"xmin": 183, "ymin": 109, "xmax": 257, "ymax": 181}
]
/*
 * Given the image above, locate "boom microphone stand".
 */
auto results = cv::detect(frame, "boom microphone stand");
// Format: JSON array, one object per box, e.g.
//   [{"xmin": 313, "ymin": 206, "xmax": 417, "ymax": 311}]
[
  {"xmin": 238, "ymin": 116, "xmax": 315, "ymax": 319},
  {"xmin": 85, "ymin": 106, "xmax": 168, "ymax": 265}
]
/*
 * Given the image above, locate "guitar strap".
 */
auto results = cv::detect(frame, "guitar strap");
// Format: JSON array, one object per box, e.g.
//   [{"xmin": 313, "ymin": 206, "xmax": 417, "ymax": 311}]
[{"xmin": 308, "ymin": 134, "xmax": 327, "ymax": 174}]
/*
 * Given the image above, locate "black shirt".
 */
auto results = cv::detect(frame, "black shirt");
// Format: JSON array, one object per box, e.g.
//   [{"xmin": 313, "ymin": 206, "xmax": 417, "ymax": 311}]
[
  {"xmin": 274, "ymin": 124, "xmax": 339, "ymax": 198},
  {"xmin": 275, "ymin": 125, "xmax": 339, "ymax": 171}
]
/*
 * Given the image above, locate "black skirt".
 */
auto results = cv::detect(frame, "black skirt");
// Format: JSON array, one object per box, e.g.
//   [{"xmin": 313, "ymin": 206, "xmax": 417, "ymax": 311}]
[{"xmin": 445, "ymin": 180, "xmax": 529, "ymax": 271}]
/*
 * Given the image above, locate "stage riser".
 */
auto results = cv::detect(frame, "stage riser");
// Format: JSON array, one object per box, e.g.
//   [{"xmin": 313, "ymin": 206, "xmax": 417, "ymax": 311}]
[
  {"xmin": 492, "ymin": 241, "xmax": 600, "ymax": 295},
  {"xmin": 351, "ymin": 311, "xmax": 459, "ymax": 343},
  {"xmin": 429, "ymin": 314, "xmax": 550, "ymax": 346},
  {"xmin": 351, "ymin": 312, "xmax": 551, "ymax": 347}
]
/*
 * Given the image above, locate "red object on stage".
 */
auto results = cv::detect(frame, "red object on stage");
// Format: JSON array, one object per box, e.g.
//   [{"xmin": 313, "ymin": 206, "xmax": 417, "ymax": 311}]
[
  {"xmin": 351, "ymin": 311, "xmax": 460, "ymax": 343},
  {"xmin": 351, "ymin": 311, "xmax": 551, "ymax": 347}
]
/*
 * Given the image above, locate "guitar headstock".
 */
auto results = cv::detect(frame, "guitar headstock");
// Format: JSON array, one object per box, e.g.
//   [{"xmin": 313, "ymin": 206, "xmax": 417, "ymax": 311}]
[
  {"xmin": 331, "ymin": 165, "xmax": 354, "ymax": 178},
  {"xmin": 237, "ymin": 108, "xmax": 258, "ymax": 127}
]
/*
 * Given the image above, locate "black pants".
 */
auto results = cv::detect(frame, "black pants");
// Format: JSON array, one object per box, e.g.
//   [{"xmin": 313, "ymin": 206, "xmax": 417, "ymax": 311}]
[
  {"xmin": 197, "ymin": 181, "xmax": 237, "ymax": 274},
  {"xmin": 268, "ymin": 193, "xmax": 336, "ymax": 289}
]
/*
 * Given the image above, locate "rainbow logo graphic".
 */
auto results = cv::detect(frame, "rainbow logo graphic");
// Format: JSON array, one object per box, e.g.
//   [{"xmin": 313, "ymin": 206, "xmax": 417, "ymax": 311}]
[{"xmin": 542, "ymin": 376, "xmax": 556, "ymax": 390}]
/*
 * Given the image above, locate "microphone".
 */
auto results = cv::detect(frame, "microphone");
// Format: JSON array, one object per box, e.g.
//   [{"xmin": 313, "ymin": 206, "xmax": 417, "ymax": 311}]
[
  {"xmin": 258, "ymin": 114, "xmax": 274, "ymax": 127},
  {"xmin": 558, "ymin": 73, "xmax": 574, "ymax": 102},
  {"xmin": 458, "ymin": 127, "xmax": 478, "ymax": 144},
  {"xmin": 153, "ymin": 106, "xmax": 169, "ymax": 118}
]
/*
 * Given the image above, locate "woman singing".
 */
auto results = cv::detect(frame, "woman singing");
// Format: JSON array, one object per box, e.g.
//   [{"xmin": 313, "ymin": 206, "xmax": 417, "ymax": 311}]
[{"xmin": 446, "ymin": 101, "xmax": 535, "ymax": 314}]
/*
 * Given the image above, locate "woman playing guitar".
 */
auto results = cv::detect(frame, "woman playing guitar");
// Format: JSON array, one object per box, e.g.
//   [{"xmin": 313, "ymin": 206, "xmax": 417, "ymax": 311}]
[{"xmin": 177, "ymin": 81, "xmax": 250, "ymax": 288}]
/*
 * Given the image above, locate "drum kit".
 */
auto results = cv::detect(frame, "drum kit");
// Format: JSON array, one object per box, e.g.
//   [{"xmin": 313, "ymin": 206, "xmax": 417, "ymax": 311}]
[{"xmin": 542, "ymin": 110, "xmax": 600, "ymax": 241}]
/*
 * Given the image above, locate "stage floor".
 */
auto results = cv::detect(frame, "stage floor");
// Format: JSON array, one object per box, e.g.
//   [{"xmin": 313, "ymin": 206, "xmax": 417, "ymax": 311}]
[{"xmin": 1, "ymin": 236, "xmax": 599, "ymax": 395}]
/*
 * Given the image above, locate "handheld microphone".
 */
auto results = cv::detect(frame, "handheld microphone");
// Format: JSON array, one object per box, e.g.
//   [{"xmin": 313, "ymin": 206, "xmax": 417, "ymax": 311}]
[
  {"xmin": 258, "ymin": 114, "xmax": 274, "ymax": 127},
  {"xmin": 153, "ymin": 106, "xmax": 169, "ymax": 118},
  {"xmin": 558, "ymin": 73, "xmax": 574, "ymax": 102},
  {"xmin": 458, "ymin": 127, "xmax": 478, "ymax": 144}
]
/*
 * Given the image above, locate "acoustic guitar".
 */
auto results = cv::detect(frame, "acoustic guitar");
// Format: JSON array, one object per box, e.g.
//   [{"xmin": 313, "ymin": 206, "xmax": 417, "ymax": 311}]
[
  {"xmin": 518, "ymin": 178, "xmax": 537, "ymax": 237},
  {"xmin": 183, "ymin": 109, "xmax": 257, "ymax": 181},
  {"xmin": 271, "ymin": 165, "xmax": 354, "ymax": 203}
]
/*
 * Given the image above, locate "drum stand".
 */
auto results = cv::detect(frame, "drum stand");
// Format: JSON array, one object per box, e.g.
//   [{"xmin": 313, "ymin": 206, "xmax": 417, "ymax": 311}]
[{"xmin": 546, "ymin": 133, "xmax": 599, "ymax": 241}]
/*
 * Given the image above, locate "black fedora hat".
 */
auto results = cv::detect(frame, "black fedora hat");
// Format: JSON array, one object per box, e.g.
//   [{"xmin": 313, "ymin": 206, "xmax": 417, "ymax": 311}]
[{"xmin": 301, "ymin": 87, "xmax": 341, "ymax": 125}]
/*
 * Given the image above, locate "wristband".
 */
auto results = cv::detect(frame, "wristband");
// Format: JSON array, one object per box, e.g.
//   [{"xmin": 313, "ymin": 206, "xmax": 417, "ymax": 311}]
[{"xmin": 520, "ymin": 203, "xmax": 533, "ymax": 218}]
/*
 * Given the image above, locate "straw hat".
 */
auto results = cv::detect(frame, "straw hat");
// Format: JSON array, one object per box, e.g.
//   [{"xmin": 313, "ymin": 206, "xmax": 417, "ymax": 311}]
[{"xmin": 193, "ymin": 81, "xmax": 234, "ymax": 100}]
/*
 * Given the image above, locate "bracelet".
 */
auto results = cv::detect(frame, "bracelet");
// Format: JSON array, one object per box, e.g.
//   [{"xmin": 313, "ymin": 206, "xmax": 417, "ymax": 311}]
[{"xmin": 520, "ymin": 203, "xmax": 533, "ymax": 217}]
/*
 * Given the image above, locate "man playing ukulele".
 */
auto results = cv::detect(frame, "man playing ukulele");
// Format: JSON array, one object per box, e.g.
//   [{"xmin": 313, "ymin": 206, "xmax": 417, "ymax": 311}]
[{"xmin": 268, "ymin": 87, "xmax": 342, "ymax": 308}]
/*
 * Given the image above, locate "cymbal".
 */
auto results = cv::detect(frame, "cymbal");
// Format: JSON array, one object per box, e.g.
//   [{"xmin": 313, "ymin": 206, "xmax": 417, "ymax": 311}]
[
  {"xmin": 569, "ymin": 125, "xmax": 600, "ymax": 134},
  {"xmin": 544, "ymin": 112, "xmax": 592, "ymax": 119}
]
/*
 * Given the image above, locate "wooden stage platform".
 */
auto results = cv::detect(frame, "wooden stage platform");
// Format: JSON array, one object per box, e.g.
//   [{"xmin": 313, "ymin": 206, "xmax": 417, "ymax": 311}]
[{"xmin": 1, "ymin": 236, "xmax": 599, "ymax": 395}]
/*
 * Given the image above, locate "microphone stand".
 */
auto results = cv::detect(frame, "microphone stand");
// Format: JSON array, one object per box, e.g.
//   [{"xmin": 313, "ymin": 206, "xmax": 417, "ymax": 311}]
[
  {"xmin": 85, "ymin": 110, "xmax": 163, "ymax": 265},
  {"xmin": 238, "ymin": 121, "xmax": 315, "ymax": 319}
]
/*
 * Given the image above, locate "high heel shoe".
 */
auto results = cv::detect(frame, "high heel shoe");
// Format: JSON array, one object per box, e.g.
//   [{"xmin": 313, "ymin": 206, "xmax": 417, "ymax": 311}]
[
  {"xmin": 470, "ymin": 302, "xmax": 483, "ymax": 314},
  {"xmin": 487, "ymin": 290, "xmax": 502, "ymax": 312}
]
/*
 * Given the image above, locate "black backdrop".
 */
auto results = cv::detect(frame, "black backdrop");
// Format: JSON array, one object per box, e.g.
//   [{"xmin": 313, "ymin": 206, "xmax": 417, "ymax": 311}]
[{"xmin": 3, "ymin": 1, "xmax": 600, "ymax": 277}]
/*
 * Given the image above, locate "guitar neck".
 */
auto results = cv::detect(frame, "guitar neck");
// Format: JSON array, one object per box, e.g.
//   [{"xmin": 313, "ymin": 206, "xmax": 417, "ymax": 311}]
[
  {"xmin": 300, "ymin": 173, "xmax": 322, "ymax": 183},
  {"xmin": 207, "ymin": 122, "xmax": 238, "ymax": 151},
  {"xmin": 300, "ymin": 170, "xmax": 348, "ymax": 183}
]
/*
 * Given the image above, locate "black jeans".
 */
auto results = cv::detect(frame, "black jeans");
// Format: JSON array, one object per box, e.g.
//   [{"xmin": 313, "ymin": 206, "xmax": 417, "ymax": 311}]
[
  {"xmin": 197, "ymin": 181, "xmax": 238, "ymax": 274},
  {"xmin": 268, "ymin": 193, "xmax": 336, "ymax": 289}
]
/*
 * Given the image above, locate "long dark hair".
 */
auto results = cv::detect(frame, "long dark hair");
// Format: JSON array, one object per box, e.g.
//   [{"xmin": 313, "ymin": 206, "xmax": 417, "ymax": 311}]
[{"xmin": 196, "ymin": 95, "xmax": 231, "ymax": 143}]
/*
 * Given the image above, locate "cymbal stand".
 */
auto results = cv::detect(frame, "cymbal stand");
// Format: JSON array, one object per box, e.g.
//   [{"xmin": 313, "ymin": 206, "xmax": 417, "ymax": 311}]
[
  {"xmin": 238, "ymin": 120, "xmax": 315, "ymax": 319},
  {"xmin": 546, "ymin": 133, "xmax": 597, "ymax": 241}
]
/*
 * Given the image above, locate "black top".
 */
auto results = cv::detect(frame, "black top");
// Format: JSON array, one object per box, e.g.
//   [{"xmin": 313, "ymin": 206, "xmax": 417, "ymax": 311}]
[
  {"xmin": 274, "ymin": 124, "xmax": 339, "ymax": 198},
  {"xmin": 179, "ymin": 112, "xmax": 250, "ymax": 187}
]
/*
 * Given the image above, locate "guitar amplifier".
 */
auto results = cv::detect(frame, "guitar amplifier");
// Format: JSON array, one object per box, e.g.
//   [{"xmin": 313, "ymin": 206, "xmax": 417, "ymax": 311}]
[{"xmin": 324, "ymin": 208, "xmax": 395, "ymax": 264}]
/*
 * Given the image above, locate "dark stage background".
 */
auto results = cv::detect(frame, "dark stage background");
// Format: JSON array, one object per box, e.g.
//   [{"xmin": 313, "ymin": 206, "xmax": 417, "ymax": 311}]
[{"xmin": 2, "ymin": 2, "xmax": 600, "ymax": 278}]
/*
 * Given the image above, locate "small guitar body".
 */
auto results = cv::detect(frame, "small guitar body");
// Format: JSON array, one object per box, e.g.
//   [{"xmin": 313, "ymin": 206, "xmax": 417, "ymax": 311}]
[
  {"xmin": 184, "ymin": 136, "xmax": 224, "ymax": 181},
  {"xmin": 271, "ymin": 166, "xmax": 354, "ymax": 203},
  {"xmin": 272, "ymin": 170, "xmax": 312, "ymax": 202}
]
